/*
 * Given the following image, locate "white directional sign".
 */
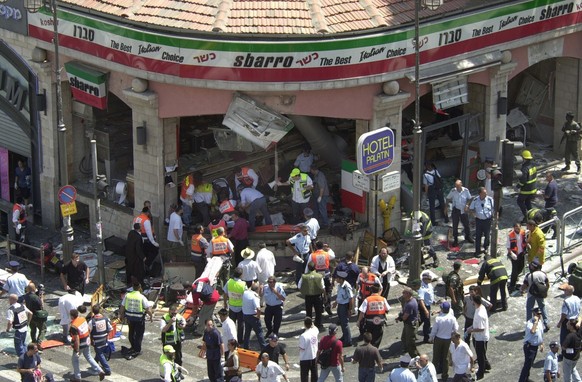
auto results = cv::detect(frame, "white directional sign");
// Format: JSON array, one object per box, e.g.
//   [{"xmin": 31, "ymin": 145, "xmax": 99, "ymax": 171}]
[
  {"xmin": 382, "ymin": 170, "xmax": 400, "ymax": 192},
  {"xmin": 352, "ymin": 170, "xmax": 370, "ymax": 192}
]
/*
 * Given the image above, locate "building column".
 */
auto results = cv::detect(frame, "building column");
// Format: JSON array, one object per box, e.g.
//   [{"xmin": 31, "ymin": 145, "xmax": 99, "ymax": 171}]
[
  {"xmin": 553, "ymin": 57, "xmax": 582, "ymax": 154},
  {"xmin": 122, "ymin": 88, "xmax": 168, "ymax": 237},
  {"xmin": 359, "ymin": 89, "xmax": 409, "ymax": 239},
  {"xmin": 483, "ymin": 61, "xmax": 517, "ymax": 143}
]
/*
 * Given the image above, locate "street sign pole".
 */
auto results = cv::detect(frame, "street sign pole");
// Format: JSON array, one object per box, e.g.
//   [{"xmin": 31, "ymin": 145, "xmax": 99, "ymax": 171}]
[{"xmin": 92, "ymin": 140, "xmax": 105, "ymax": 286}]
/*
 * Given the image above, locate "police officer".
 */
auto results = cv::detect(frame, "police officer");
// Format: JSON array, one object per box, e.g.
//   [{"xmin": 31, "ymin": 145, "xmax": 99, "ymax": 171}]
[
  {"xmin": 307, "ymin": 241, "xmax": 335, "ymax": 315},
  {"xmin": 160, "ymin": 303, "xmax": 186, "ymax": 366},
  {"xmin": 298, "ymin": 262, "xmax": 325, "ymax": 329},
  {"xmin": 561, "ymin": 111, "xmax": 581, "ymax": 174},
  {"xmin": 396, "ymin": 287, "xmax": 420, "ymax": 358},
  {"xmin": 469, "ymin": 187, "xmax": 494, "ymax": 257},
  {"xmin": 446, "ymin": 261, "xmax": 464, "ymax": 318},
  {"xmin": 356, "ymin": 284, "xmax": 390, "ymax": 348},
  {"xmin": 477, "ymin": 253, "xmax": 509, "ymax": 312},
  {"xmin": 119, "ymin": 281, "xmax": 153, "ymax": 360},
  {"xmin": 89, "ymin": 304, "xmax": 112, "ymax": 376},
  {"xmin": 517, "ymin": 150, "xmax": 538, "ymax": 223}
]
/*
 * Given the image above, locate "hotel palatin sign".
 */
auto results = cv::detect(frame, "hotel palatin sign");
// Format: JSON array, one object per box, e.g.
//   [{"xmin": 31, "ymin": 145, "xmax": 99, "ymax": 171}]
[
  {"xmin": 28, "ymin": 0, "xmax": 582, "ymax": 83},
  {"xmin": 64, "ymin": 61, "xmax": 108, "ymax": 109}
]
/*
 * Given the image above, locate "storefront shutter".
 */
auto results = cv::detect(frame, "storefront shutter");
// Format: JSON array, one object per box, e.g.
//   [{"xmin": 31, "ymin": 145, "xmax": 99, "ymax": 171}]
[{"xmin": 0, "ymin": 109, "xmax": 31, "ymax": 157}]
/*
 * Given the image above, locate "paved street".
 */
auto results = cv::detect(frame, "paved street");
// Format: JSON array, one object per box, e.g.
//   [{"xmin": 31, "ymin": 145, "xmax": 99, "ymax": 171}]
[{"xmin": 1, "ymin": 153, "xmax": 582, "ymax": 381}]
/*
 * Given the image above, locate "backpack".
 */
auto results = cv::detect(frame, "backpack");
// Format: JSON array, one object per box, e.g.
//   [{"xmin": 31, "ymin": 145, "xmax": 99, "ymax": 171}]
[
  {"xmin": 529, "ymin": 272, "xmax": 548, "ymax": 298},
  {"xmin": 194, "ymin": 281, "xmax": 214, "ymax": 302},
  {"xmin": 317, "ymin": 339, "xmax": 337, "ymax": 369}
]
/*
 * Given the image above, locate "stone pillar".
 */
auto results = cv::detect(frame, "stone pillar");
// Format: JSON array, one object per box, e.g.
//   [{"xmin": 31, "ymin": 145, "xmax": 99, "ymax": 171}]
[
  {"xmin": 361, "ymin": 91, "xmax": 409, "ymax": 238},
  {"xmin": 122, "ymin": 89, "xmax": 166, "ymax": 234},
  {"xmin": 483, "ymin": 62, "xmax": 517, "ymax": 143},
  {"xmin": 553, "ymin": 57, "xmax": 582, "ymax": 154}
]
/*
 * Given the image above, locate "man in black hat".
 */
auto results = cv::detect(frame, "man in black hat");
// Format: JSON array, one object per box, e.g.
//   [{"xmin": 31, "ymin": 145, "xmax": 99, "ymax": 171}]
[
  {"xmin": 259, "ymin": 334, "xmax": 290, "ymax": 371},
  {"xmin": 561, "ymin": 111, "xmax": 581, "ymax": 174}
]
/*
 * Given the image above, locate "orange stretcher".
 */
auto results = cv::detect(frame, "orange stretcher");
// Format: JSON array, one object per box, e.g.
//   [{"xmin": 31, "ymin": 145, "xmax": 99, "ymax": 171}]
[{"xmin": 253, "ymin": 225, "xmax": 300, "ymax": 233}]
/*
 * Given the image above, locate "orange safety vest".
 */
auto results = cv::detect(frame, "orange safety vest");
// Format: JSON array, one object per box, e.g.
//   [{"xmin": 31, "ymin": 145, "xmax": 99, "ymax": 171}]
[
  {"xmin": 180, "ymin": 175, "xmax": 194, "ymax": 200},
  {"xmin": 208, "ymin": 220, "xmax": 226, "ymax": 238},
  {"xmin": 191, "ymin": 233, "xmax": 204, "ymax": 254},
  {"xmin": 12, "ymin": 204, "xmax": 26, "ymax": 224},
  {"xmin": 237, "ymin": 167, "xmax": 254, "ymax": 187},
  {"xmin": 364, "ymin": 294, "xmax": 387, "ymax": 316},
  {"xmin": 219, "ymin": 200, "xmax": 236, "ymax": 214},
  {"xmin": 210, "ymin": 236, "xmax": 230, "ymax": 256},
  {"xmin": 134, "ymin": 213, "xmax": 153, "ymax": 236},
  {"xmin": 71, "ymin": 317, "xmax": 90, "ymax": 341},
  {"xmin": 509, "ymin": 229, "xmax": 527, "ymax": 254},
  {"xmin": 311, "ymin": 250, "xmax": 330, "ymax": 272},
  {"xmin": 359, "ymin": 273, "xmax": 377, "ymax": 298}
]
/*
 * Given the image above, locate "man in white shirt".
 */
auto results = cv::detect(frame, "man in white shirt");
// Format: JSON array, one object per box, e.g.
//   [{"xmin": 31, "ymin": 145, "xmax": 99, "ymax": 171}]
[
  {"xmin": 166, "ymin": 205, "xmax": 184, "ymax": 245},
  {"xmin": 217, "ymin": 309, "xmax": 236, "ymax": 359},
  {"xmin": 298, "ymin": 317, "xmax": 319, "ymax": 382},
  {"xmin": 303, "ymin": 208, "xmax": 320, "ymax": 248},
  {"xmin": 239, "ymin": 186, "xmax": 272, "ymax": 231},
  {"xmin": 416, "ymin": 354, "xmax": 438, "ymax": 382},
  {"xmin": 429, "ymin": 301, "xmax": 458, "ymax": 381},
  {"xmin": 238, "ymin": 248, "xmax": 262, "ymax": 287},
  {"xmin": 256, "ymin": 243, "xmax": 276, "ymax": 284},
  {"xmin": 388, "ymin": 355, "xmax": 417, "ymax": 382},
  {"xmin": 242, "ymin": 283, "xmax": 267, "ymax": 350},
  {"xmin": 286, "ymin": 224, "xmax": 312, "ymax": 285},
  {"xmin": 256, "ymin": 352, "xmax": 289, "ymax": 382},
  {"xmin": 446, "ymin": 180, "xmax": 473, "ymax": 247},
  {"xmin": 449, "ymin": 331, "xmax": 475, "ymax": 381},
  {"xmin": 277, "ymin": 168, "xmax": 313, "ymax": 224},
  {"xmin": 369, "ymin": 247, "xmax": 396, "ymax": 299},
  {"xmin": 0, "ymin": 261, "xmax": 30, "ymax": 300},
  {"xmin": 58, "ymin": 289, "xmax": 84, "ymax": 344},
  {"xmin": 467, "ymin": 295, "xmax": 490, "ymax": 380}
]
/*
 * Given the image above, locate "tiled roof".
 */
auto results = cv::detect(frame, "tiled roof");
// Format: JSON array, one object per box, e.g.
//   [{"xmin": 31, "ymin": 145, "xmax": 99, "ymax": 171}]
[{"xmin": 61, "ymin": 0, "xmax": 479, "ymax": 35}]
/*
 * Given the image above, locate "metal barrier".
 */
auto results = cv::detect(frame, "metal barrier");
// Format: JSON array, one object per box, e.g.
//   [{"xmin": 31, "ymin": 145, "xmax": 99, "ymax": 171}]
[
  {"xmin": 540, "ymin": 216, "xmax": 561, "ymax": 261},
  {"xmin": 0, "ymin": 234, "xmax": 45, "ymax": 282},
  {"xmin": 561, "ymin": 205, "xmax": 582, "ymax": 254}
]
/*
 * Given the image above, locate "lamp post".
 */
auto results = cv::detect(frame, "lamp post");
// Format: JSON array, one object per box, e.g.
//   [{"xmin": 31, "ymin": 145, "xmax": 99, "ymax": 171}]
[
  {"xmin": 19, "ymin": 0, "xmax": 75, "ymax": 263},
  {"xmin": 410, "ymin": 0, "xmax": 442, "ymax": 282}
]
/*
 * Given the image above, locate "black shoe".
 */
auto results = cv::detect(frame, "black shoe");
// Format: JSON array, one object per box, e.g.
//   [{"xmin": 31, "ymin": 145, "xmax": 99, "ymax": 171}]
[
  {"xmin": 326, "ymin": 307, "xmax": 333, "ymax": 316},
  {"xmin": 444, "ymin": 218, "xmax": 450, "ymax": 224},
  {"xmin": 485, "ymin": 361, "xmax": 491, "ymax": 370},
  {"xmin": 544, "ymin": 325, "xmax": 550, "ymax": 333},
  {"xmin": 433, "ymin": 262, "xmax": 439, "ymax": 268},
  {"xmin": 561, "ymin": 166, "xmax": 570, "ymax": 172},
  {"xmin": 466, "ymin": 238, "xmax": 475, "ymax": 244},
  {"xmin": 125, "ymin": 351, "xmax": 141, "ymax": 360}
]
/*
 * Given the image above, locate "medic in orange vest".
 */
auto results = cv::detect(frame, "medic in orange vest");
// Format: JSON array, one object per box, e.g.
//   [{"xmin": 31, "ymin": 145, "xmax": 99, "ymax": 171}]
[
  {"xmin": 234, "ymin": 166, "xmax": 259, "ymax": 190},
  {"xmin": 133, "ymin": 207, "xmax": 159, "ymax": 247},
  {"xmin": 356, "ymin": 284, "xmax": 390, "ymax": 348},
  {"xmin": 206, "ymin": 227, "xmax": 234, "ymax": 257},
  {"xmin": 307, "ymin": 241, "xmax": 335, "ymax": 274},
  {"xmin": 12, "ymin": 196, "xmax": 27, "ymax": 231},
  {"xmin": 208, "ymin": 216, "xmax": 227, "ymax": 238},
  {"xmin": 357, "ymin": 266, "xmax": 382, "ymax": 299}
]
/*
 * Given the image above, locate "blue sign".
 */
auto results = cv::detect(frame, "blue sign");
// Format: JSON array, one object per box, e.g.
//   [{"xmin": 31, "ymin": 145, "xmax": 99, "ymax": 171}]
[
  {"xmin": 58, "ymin": 185, "xmax": 77, "ymax": 204},
  {"xmin": 356, "ymin": 127, "xmax": 395, "ymax": 175}
]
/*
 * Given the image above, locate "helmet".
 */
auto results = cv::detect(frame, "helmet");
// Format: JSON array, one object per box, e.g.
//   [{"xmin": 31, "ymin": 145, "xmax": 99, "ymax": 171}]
[{"xmin": 521, "ymin": 150, "xmax": 533, "ymax": 160}]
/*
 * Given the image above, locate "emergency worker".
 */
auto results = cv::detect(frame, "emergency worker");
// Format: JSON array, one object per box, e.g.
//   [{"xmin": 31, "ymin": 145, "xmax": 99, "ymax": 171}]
[
  {"xmin": 477, "ymin": 254, "xmax": 508, "ymax": 312},
  {"xmin": 207, "ymin": 227, "xmax": 234, "ymax": 257},
  {"xmin": 180, "ymin": 171, "xmax": 195, "ymax": 226},
  {"xmin": 414, "ymin": 211, "xmax": 439, "ymax": 267},
  {"xmin": 69, "ymin": 307, "xmax": 104, "ymax": 381},
  {"xmin": 235, "ymin": 166, "xmax": 259, "ymax": 190},
  {"xmin": 517, "ymin": 150, "xmax": 538, "ymax": 223},
  {"xmin": 224, "ymin": 267, "xmax": 247, "ymax": 343},
  {"xmin": 160, "ymin": 303, "xmax": 186, "ymax": 366},
  {"xmin": 119, "ymin": 281, "xmax": 153, "ymax": 360},
  {"xmin": 89, "ymin": 304, "xmax": 112, "ymax": 376},
  {"xmin": 446, "ymin": 261, "xmax": 464, "ymax": 318},
  {"xmin": 298, "ymin": 262, "xmax": 325, "ymax": 329},
  {"xmin": 192, "ymin": 171, "xmax": 216, "ymax": 226},
  {"xmin": 12, "ymin": 196, "xmax": 28, "ymax": 251},
  {"xmin": 133, "ymin": 206, "xmax": 160, "ymax": 273},
  {"xmin": 356, "ymin": 285, "xmax": 390, "ymax": 348},
  {"xmin": 561, "ymin": 111, "xmax": 581, "ymax": 174},
  {"xmin": 277, "ymin": 168, "xmax": 313, "ymax": 223},
  {"xmin": 190, "ymin": 224, "xmax": 209, "ymax": 278},
  {"xmin": 507, "ymin": 222, "xmax": 527, "ymax": 292},
  {"xmin": 308, "ymin": 241, "xmax": 335, "ymax": 315}
]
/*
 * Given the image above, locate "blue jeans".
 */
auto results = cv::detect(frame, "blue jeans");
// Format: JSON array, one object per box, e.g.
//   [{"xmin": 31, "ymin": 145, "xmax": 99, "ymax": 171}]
[
  {"xmin": 13, "ymin": 330, "xmax": 27, "ymax": 357},
  {"xmin": 243, "ymin": 315, "xmax": 267, "ymax": 350},
  {"xmin": 563, "ymin": 357, "xmax": 582, "ymax": 382},
  {"xmin": 314, "ymin": 195, "xmax": 329, "ymax": 226},
  {"xmin": 526, "ymin": 295, "xmax": 549, "ymax": 326},
  {"xmin": 357, "ymin": 367, "xmax": 376, "ymax": 382},
  {"xmin": 72, "ymin": 346, "xmax": 103, "ymax": 379},
  {"xmin": 318, "ymin": 365, "xmax": 343, "ymax": 382},
  {"xmin": 94, "ymin": 345, "xmax": 111, "ymax": 374},
  {"xmin": 248, "ymin": 197, "xmax": 272, "ymax": 231},
  {"xmin": 182, "ymin": 203, "xmax": 192, "ymax": 225},
  {"xmin": 337, "ymin": 303, "xmax": 352, "ymax": 346}
]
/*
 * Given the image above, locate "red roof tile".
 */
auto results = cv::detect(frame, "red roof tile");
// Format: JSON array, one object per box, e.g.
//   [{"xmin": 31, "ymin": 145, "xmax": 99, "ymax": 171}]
[{"xmin": 58, "ymin": 0, "xmax": 489, "ymax": 35}]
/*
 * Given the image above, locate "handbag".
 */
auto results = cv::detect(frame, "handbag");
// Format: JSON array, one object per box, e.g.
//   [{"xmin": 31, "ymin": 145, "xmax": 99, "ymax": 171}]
[{"xmin": 34, "ymin": 310, "xmax": 49, "ymax": 319}]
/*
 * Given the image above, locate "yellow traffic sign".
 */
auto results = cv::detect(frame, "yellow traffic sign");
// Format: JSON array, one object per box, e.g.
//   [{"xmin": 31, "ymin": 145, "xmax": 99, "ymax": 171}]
[{"xmin": 60, "ymin": 201, "xmax": 77, "ymax": 217}]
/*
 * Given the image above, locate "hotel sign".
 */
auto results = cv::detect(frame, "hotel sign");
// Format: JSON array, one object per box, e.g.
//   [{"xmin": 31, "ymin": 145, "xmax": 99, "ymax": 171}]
[{"xmin": 357, "ymin": 127, "xmax": 395, "ymax": 176}]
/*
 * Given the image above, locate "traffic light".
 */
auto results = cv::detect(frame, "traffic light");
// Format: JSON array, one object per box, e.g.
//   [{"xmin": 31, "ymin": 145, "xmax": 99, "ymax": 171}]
[
  {"xmin": 490, "ymin": 165, "xmax": 503, "ymax": 190},
  {"xmin": 501, "ymin": 140, "xmax": 524, "ymax": 186}
]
